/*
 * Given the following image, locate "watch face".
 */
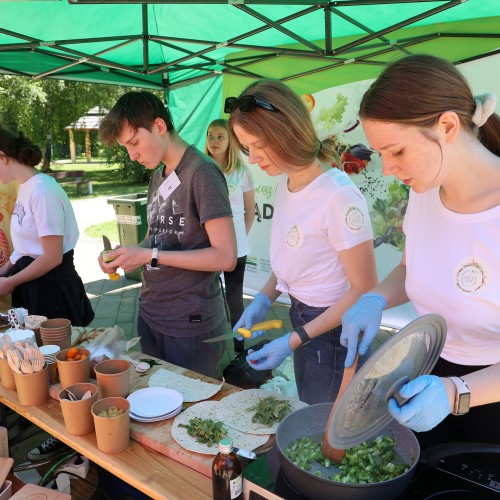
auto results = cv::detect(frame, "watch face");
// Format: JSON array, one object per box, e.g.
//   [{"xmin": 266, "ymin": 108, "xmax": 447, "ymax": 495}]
[{"xmin": 457, "ymin": 392, "xmax": 471, "ymax": 415}]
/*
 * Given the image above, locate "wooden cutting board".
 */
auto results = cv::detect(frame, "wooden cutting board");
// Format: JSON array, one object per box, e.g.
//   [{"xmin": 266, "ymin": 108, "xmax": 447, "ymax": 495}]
[
  {"xmin": 48, "ymin": 355, "xmax": 265, "ymax": 478},
  {"xmin": 0, "ymin": 457, "xmax": 13, "ymax": 488},
  {"xmin": 128, "ymin": 359, "xmax": 247, "ymax": 478},
  {"xmin": 11, "ymin": 484, "xmax": 71, "ymax": 499}
]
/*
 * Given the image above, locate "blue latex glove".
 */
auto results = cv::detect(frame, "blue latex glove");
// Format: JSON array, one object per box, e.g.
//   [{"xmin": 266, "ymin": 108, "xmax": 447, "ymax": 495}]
[
  {"xmin": 246, "ymin": 333, "xmax": 292, "ymax": 371},
  {"xmin": 388, "ymin": 375, "xmax": 451, "ymax": 432},
  {"xmin": 340, "ymin": 293, "xmax": 387, "ymax": 368},
  {"xmin": 233, "ymin": 292, "xmax": 272, "ymax": 340}
]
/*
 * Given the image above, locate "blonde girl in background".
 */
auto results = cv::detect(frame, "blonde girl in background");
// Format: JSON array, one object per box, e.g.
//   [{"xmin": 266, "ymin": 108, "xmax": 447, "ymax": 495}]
[{"xmin": 206, "ymin": 119, "xmax": 255, "ymax": 353}]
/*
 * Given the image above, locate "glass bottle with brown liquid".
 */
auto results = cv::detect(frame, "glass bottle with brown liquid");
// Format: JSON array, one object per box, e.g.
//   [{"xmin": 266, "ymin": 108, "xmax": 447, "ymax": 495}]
[{"xmin": 212, "ymin": 438, "xmax": 243, "ymax": 500}]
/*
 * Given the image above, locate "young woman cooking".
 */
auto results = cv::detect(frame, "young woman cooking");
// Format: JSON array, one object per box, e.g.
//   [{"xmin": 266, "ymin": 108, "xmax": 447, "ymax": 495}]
[
  {"xmin": 227, "ymin": 80, "xmax": 377, "ymax": 404},
  {"xmin": 341, "ymin": 54, "xmax": 500, "ymax": 446},
  {"xmin": 0, "ymin": 128, "xmax": 94, "ymax": 326}
]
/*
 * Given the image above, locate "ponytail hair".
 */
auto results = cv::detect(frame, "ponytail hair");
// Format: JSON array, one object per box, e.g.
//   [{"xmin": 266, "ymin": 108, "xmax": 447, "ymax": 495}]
[
  {"xmin": 0, "ymin": 128, "xmax": 42, "ymax": 167},
  {"xmin": 359, "ymin": 54, "xmax": 500, "ymax": 156}
]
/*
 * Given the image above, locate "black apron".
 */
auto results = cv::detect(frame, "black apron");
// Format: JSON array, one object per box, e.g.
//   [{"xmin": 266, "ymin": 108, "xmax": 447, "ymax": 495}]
[{"xmin": 10, "ymin": 250, "xmax": 94, "ymax": 327}]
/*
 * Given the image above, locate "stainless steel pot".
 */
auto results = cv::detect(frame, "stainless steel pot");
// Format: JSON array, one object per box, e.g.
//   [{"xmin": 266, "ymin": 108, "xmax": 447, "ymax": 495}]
[{"xmin": 276, "ymin": 403, "xmax": 420, "ymax": 500}]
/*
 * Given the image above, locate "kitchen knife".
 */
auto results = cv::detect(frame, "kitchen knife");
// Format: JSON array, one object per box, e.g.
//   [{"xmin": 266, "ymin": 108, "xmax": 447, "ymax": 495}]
[
  {"xmin": 203, "ymin": 319, "xmax": 283, "ymax": 343},
  {"xmin": 102, "ymin": 235, "xmax": 120, "ymax": 281}
]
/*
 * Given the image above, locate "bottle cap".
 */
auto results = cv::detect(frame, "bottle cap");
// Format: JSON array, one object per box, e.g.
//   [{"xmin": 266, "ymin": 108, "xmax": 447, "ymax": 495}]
[{"xmin": 218, "ymin": 438, "xmax": 233, "ymax": 454}]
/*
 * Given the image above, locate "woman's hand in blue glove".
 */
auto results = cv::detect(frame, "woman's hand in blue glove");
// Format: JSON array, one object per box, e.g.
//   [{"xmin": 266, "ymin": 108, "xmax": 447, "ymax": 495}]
[
  {"xmin": 233, "ymin": 292, "xmax": 272, "ymax": 340},
  {"xmin": 246, "ymin": 333, "xmax": 292, "ymax": 371},
  {"xmin": 340, "ymin": 293, "xmax": 387, "ymax": 368},
  {"xmin": 388, "ymin": 375, "xmax": 451, "ymax": 432}
]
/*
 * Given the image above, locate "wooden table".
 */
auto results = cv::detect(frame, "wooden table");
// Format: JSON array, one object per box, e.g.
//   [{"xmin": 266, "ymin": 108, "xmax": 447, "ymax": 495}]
[{"xmin": 0, "ymin": 350, "xmax": 245, "ymax": 500}]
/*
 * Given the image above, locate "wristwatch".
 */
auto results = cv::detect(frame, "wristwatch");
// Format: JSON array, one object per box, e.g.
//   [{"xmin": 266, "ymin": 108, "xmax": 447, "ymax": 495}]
[
  {"xmin": 295, "ymin": 325, "xmax": 311, "ymax": 346},
  {"xmin": 448, "ymin": 376, "xmax": 471, "ymax": 416},
  {"xmin": 150, "ymin": 247, "xmax": 158, "ymax": 268}
]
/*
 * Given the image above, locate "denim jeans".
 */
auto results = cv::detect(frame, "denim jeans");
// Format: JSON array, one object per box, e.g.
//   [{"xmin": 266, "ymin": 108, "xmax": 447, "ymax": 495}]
[
  {"xmin": 289, "ymin": 295, "xmax": 347, "ymax": 405},
  {"xmin": 138, "ymin": 314, "xmax": 225, "ymax": 379}
]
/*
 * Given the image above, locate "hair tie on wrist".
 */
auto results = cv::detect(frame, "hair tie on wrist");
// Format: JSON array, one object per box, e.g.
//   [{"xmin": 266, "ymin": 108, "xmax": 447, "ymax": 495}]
[{"xmin": 471, "ymin": 93, "xmax": 497, "ymax": 127}]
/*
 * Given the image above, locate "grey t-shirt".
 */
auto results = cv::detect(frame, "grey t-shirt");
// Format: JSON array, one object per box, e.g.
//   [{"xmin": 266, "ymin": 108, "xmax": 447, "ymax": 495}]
[{"xmin": 139, "ymin": 145, "xmax": 232, "ymax": 336}]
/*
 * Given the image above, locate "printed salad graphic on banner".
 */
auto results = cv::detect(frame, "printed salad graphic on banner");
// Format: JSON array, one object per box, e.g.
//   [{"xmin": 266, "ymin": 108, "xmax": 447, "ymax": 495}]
[{"xmin": 308, "ymin": 89, "xmax": 409, "ymax": 251}]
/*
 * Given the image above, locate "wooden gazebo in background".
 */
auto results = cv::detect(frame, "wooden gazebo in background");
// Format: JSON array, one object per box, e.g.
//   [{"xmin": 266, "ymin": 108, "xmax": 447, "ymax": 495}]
[{"xmin": 65, "ymin": 106, "xmax": 108, "ymax": 163}]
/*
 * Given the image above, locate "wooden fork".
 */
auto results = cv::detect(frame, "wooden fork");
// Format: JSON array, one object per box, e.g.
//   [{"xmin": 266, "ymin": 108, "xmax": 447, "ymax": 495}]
[
  {"xmin": 31, "ymin": 359, "xmax": 44, "ymax": 373},
  {"xmin": 20, "ymin": 360, "xmax": 34, "ymax": 374}
]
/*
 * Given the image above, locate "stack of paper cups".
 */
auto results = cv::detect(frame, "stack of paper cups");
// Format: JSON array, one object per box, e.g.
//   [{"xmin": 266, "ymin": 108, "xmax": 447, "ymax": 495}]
[{"xmin": 40, "ymin": 318, "xmax": 71, "ymax": 350}]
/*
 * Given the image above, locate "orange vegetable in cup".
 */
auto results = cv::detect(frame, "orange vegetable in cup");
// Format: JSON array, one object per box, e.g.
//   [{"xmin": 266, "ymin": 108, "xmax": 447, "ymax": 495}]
[{"xmin": 66, "ymin": 347, "xmax": 78, "ymax": 359}]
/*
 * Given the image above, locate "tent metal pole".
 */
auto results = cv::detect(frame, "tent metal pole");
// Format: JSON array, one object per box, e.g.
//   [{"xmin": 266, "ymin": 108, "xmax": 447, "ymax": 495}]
[
  {"xmin": 332, "ymin": 0, "xmax": 463, "ymax": 55},
  {"xmin": 234, "ymin": 4, "xmax": 324, "ymax": 53},
  {"xmin": 148, "ymin": 4, "xmax": 321, "ymax": 74},
  {"xmin": 330, "ymin": 5, "xmax": 411, "ymax": 56},
  {"xmin": 32, "ymin": 38, "xmax": 143, "ymax": 79},
  {"xmin": 456, "ymin": 47, "xmax": 500, "ymax": 64},
  {"xmin": 153, "ymin": 39, "xmax": 265, "ymax": 78},
  {"xmin": 142, "ymin": 4, "xmax": 150, "ymax": 73},
  {"xmin": 324, "ymin": 5, "xmax": 332, "ymax": 54}
]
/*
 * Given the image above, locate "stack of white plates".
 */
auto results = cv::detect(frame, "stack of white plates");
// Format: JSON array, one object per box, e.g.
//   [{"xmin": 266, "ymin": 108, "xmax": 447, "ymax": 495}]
[{"xmin": 127, "ymin": 387, "xmax": 183, "ymax": 423}]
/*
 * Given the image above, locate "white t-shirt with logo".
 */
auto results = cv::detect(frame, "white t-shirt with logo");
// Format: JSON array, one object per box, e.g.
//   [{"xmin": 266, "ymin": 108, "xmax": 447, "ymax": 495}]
[
  {"xmin": 225, "ymin": 166, "xmax": 254, "ymax": 258},
  {"xmin": 404, "ymin": 187, "xmax": 500, "ymax": 365},
  {"xmin": 270, "ymin": 168, "xmax": 372, "ymax": 307},
  {"xmin": 10, "ymin": 174, "xmax": 79, "ymax": 263}
]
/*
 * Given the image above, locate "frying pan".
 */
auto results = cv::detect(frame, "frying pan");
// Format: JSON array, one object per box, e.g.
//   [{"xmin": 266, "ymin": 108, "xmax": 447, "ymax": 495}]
[
  {"xmin": 275, "ymin": 314, "xmax": 447, "ymax": 499},
  {"xmin": 276, "ymin": 403, "xmax": 419, "ymax": 499}
]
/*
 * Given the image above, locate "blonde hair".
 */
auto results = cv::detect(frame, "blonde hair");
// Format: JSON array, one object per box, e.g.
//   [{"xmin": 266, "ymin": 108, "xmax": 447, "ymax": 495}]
[
  {"xmin": 229, "ymin": 79, "xmax": 339, "ymax": 170},
  {"xmin": 205, "ymin": 119, "xmax": 241, "ymax": 175}
]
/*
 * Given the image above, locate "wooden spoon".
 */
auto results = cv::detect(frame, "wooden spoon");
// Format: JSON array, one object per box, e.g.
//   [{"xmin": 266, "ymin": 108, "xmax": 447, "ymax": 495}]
[
  {"xmin": 321, "ymin": 352, "xmax": 359, "ymax": 464},
  {"xmin": 81, "ymin": 390, "xmax": 92, "ymax": 400}
]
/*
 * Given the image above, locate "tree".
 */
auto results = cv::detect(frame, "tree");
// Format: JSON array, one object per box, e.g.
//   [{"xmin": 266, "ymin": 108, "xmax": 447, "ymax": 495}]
[{"xmin": 0, "ymin": 76, "xmax": 127, "ymax": 169}]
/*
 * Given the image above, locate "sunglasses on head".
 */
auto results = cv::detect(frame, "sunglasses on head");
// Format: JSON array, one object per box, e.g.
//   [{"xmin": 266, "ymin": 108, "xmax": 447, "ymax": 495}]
[{"xmin": 224, "ymin": 95, "xmax": 277, "ymax": 114}]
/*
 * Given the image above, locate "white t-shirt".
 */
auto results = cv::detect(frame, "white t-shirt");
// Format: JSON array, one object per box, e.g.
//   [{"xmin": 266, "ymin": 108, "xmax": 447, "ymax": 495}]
[
  {"xmin": 404, "ymin": 188, "xmax": 500, "ymax": 365},
  {"xmin": 10, "ymin": 174, "xmax": 79, "ymax": 263},
  {"xmin": 270, "ymin": 168, "xmax": 373, "ymax": 307},
  {"xmin": 225, "ymin": 166, "xmax": 254, "ymax": 258}
]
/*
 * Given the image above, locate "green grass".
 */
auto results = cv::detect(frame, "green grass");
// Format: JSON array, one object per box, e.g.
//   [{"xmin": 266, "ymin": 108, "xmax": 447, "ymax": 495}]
[
  {"xmin": 50, "ymin": 158, "xmax": 146, "ymax": 240},
  {"xmin": 84, "ymin": 220, "xmax": 119, "ymax": 241},
  {"xmin": 50, "ymin": 159, "xmax": 148, "ymax": 200}
]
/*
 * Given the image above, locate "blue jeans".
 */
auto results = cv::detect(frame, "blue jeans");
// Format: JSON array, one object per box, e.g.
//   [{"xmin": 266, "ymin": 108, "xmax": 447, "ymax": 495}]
[{"xmin": 289, "ymin": 296, "xmax": 347, "ymax": 405}]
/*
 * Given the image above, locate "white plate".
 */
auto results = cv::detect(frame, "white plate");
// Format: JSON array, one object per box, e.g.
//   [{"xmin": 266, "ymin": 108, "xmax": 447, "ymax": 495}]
[
  {"xmin": 39, "ymin": 345, "xmax": 61, "ymax": 355},
  {"xmin": 130, "ymin": 404, "xmax": 182, "ymax": 423},
  {"xmin": 127, "ymin": 387, "xmax": 183, "ymax": 418}
]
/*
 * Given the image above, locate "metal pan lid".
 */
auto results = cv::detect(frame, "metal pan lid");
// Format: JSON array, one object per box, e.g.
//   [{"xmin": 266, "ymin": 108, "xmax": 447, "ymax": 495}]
[{"xmin": 325, "ymin": 314, "xmax": 447, "ymax": 449}]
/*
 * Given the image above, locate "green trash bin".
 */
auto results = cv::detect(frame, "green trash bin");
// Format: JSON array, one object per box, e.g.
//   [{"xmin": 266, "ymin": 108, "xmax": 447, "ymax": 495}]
[{"xmin": 107, "ymin": 193, "xmax": 148, "ymax": 281}]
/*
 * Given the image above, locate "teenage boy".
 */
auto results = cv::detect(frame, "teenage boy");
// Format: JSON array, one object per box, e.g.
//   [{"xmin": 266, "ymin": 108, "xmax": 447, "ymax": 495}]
[{"xmin": 99, "ymin": 91, "xmax": 236, "ymax": 379}]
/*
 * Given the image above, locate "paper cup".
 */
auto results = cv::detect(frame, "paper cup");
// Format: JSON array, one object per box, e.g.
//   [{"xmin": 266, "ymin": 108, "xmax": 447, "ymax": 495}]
[
  {"xmin": 94, "ymin": 359, "xmax": 131, "ymax": 398},
  {"xmin": 92, "ymin": 397, "xmax": 130, "ymax": 453},
  {"xmin": 0, "ymin": 358, "xmax": 16, "ymax": 391},
  {"xmin": 56, "ymin": 348, "xmax": 90, "ymax": 389},
  {"xmin": 59, "ymin": 383, "xmax": 98, "ymax": 436},
  {"xmin": 13, "ymin": 366, "xmax": 48, "ymax": 406}
]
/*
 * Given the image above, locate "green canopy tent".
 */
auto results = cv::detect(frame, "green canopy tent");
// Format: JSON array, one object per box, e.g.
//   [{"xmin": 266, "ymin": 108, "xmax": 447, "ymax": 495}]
[{"xmin": 0, "ymin": 0, "xmax": 499, "ymax": 146}]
